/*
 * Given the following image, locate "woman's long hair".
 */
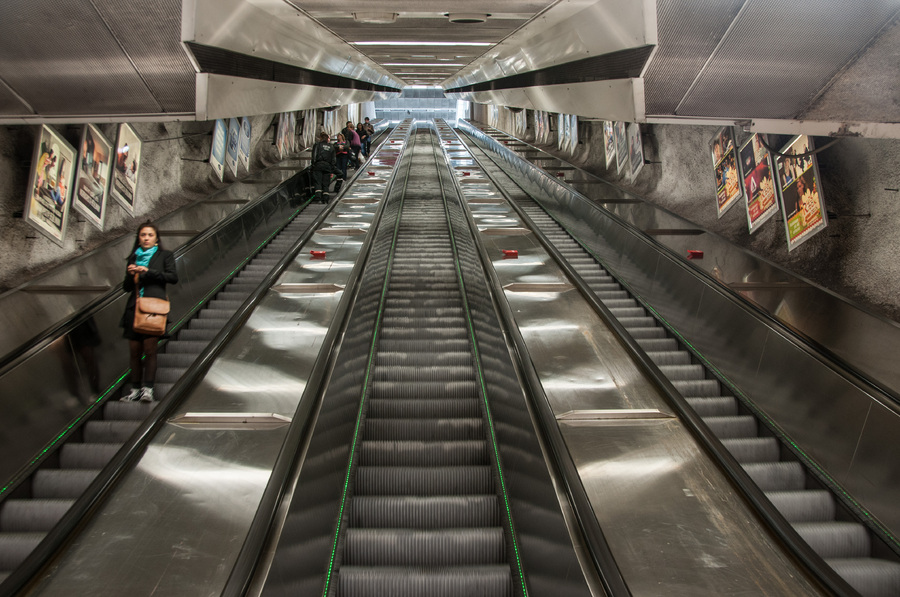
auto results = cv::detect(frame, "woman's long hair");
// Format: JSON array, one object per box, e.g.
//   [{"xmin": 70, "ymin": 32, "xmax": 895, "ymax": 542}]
[{"xmin": 129, "ymin": 221, "xmax": 162, "ymax": 255}]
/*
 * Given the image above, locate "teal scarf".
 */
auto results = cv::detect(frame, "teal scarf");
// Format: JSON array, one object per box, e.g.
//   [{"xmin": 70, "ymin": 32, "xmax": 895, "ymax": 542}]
[{"xmin": 134, "ymin": 245, "xmax": 158, "ymax": 296}]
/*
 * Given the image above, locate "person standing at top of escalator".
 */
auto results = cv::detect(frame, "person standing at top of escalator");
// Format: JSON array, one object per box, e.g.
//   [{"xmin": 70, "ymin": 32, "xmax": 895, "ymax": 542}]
[
  {"xmin": 341, "ymin": 121, "xmax": 361, "ymax": 168},
  {"xmin": 356, "ymin": 122, "xmax": 369, "ymax": 160},
  {"xmin": 362, "ymin": 117, "xmax": 375, "ymax": 157},
  {"xmin": 334, "ymin": 133, "xmax": 350, "ymax": 193},
  {"xmin": 120, "ymin": 222, "xmax": 177, "ymax": 403},
  {"xmin": 310, "ymin": 131, "xmax": 339, "ymax": 202}
]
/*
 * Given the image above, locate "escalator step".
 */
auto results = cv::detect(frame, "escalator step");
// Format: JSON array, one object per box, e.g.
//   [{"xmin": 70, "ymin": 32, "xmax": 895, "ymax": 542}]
[
  {"xmin": 626, "ymin": 327, "xmax": 667, "ymax": 340},
  {"xmin": 60, "ymin": 443, "xmax": 122, "ymax": 469},
  {"xmin": 337, "ymin": 564, "xmax": 511, "ymax": 597},
  {"xmin": 355, "ymin": 466, "xmax": 493, "ymax": 496},
  {"xmin": 349, "ymin": 495, "xmax": 500, "ymax": 528},
  {"xmin": 658, "ymin": 364, "xmax": 705, "ymax": 381},
  {"xmin": 719, "ymin": 437, "xmax": 778, "ymax": 463},
  {"xmin": 175, "ymin": 328, "xmax": 218, "ymax": 342},
  {"xmin": 673, "ymin": 379, "xmax": 720, "ymax": 397},
  {"xmin": 367, "ymin": 398, "xmax": 481, "ymax": 419},
  {"xmin": 32, "ymin": 469, "xmax": 99, "ymax": 499},
  {"xmin": 83, "ymin": 420, "xmax": 141, "ymax": 443},
  {"xmin": 164, "ymin": 341, "xmax": 208, "ymax": 355},
  {"xmin": 157, "ymin": 353, "xmax": 199, "ymax": 369},
  {"xmin": 825, "ymin": 558, "xmax": 900, "ymax": 597},
  {"xmin": 0, "ymin": 499, "xmax": 73, "ymax": 532},
  {"xmin": 767, "ymin": 490, "xmax": 835, "ymax": 523},
  {"xmin": 372, "ymin": 366, "xmax": 476, "ymax": 383},
  {"xmin": 685, "ymin": 396, "xmax": 738, "ymax": 417},
  {"xmin": 364, "ymin": 419, "xmax": 484, "ymax": 442},
  {"xmin": 704, "ymin": 415, "xmax": 757, "ymax": 439},
  {"xmin": 0, "ymin": 533, "xmax": 44, "ymax": 570},
  {"xmin": 795, "ymin": 522, "xmax": 870, "ymax": 559},
  {"xmin": 102, "ymin": 401, "xmax": 156, "ymax": 421},
  {"xmin": 343, "ymin": 528, "xmax": 506, "ymax": 566},
  {"xmin": 374, "ymin": 352, "xmax": 472, "ymax": 368},
  {"xmin": 371, "ymin": 381, "xmax": 478, "ymax": 400},
  {"xmin": 646, "ymin": 351, "xmax": 692, "ymax": 366},
  {"xmin": 636, "ymin": 338, "xmax": 678, "ymax": 352},
  {"xmin": 380, "ymin": 327, "xmax": 468, "ymax": 340},
  {"xmin": 743, "ymin": 461, "xmax": 805, "ymax": 491},
  {"xmin": 360, "ymin": 441, "xmax": 489, "ymax": 466}
]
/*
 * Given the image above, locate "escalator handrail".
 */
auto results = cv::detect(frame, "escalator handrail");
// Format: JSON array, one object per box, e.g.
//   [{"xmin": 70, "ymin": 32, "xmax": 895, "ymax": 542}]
[
  {"xmin": 455, "ymin": 127, "xmax": 861, "ymax": 597},
  {"xmin": 436, "ymin": 122, "xmax": 632, "ymax": 597},
  {"xmin": 0, "ymin": 188, "xmax": 335, "ymax": 597}
]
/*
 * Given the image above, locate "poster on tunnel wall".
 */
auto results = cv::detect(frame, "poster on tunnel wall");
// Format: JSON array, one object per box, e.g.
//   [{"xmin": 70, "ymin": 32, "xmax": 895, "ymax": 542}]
[
  {"xmin": 709, "ymin": 127, "xmax": 742, "ymax": 218},
  {"xmin": 209, "ymin": 119, "xmax": 227, "ymax": 181},
  {"xmin": 112, "ymin": 123, "xmax": 142, "ymax": 215},
  {"xmin": 777, "ymin": 135, "xmax": 827, "ymax": 251},
  {"xmin": 614, "ymin": 121, "xmax": 628, "ymax": 175},
  {"xmin": 603, "ymin": 121, "xmax": 615, "ymax": 169},
  {"xmin": 627, "ymin": 123, "xmax": 644, "ymax": 180},
  {"xmin": 226, "ymin": 117, "xmax": 240, "ymax": 177},
  {"xmin": 239, "ymin": 117, "xmax": 252, "ymax": 171},
  {"xmin": 73, "ymin": 124, "xmax": 112, "ymax": 231},
  {"xmin": 739, "ymin": 133, "xmax": 778, "ymax": 234},
  {"xmin": 24, "ymin": 125, "xmax": 75, "ymax": 246}
]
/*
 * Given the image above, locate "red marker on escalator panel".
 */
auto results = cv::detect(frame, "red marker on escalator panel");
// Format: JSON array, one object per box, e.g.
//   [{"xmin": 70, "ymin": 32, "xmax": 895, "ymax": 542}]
[
  {"xmin": 687, "ymin": 250, "xmax": 703, "ymax": 260},
  {"xmin": 310, "ymin": 250, "xmax": 326, "ymax": 259},
  {"xmin": 502, "ymin": 249, "xmax": 518, "ymax": 259}
]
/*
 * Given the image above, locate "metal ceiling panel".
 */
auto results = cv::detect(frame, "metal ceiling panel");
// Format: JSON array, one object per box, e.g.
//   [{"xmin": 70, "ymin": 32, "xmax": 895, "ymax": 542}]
[
  {"xmin": 643, "ymin": 0, "xmax": 745, "ymax": 115},
  {"xmin": 0, "ymin": 0, "xmax": 165, "ymax": 116},
  {"xmin": 674, "ymin": 0, "xmax": 900, "ymax": 119},
  {"xmin": 0, "ymin": 80, "xmax": 32, "ymax": 116},
  {"xmin": 92, "ymin": 0, "xmax": 196, "ymax": 114}
]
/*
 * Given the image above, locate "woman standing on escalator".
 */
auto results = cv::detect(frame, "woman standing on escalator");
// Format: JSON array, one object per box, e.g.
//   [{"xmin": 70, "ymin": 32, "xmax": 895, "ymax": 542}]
[{"xmin": 119, "ymin": 222, "xmax": 178, "ymax": 402}]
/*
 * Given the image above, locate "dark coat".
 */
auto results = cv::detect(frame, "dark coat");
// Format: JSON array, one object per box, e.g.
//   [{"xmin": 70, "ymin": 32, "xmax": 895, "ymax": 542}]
[
  {"xmin": 311, "ymin": 140, "xmax": 338, "ymax": 172},
  {"xmin": 123, "ymin": 249, "xmax": 178, "ymax": 306}
]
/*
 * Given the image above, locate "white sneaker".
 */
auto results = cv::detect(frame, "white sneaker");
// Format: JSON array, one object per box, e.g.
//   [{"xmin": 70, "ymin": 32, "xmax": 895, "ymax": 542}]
[
  {"xmin": 120, "ymin": 388, "xmax": 141, "ymax": 401},
  {"xmin": 139, "ymin": 387, "xmax": 154, "ymax": 402}
]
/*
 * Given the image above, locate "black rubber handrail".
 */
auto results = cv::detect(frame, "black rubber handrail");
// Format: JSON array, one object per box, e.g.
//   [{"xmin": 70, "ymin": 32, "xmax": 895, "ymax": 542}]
[
  {"xmin": 0, "ymin": 188, "xmax": 336, "ymax": 597},
  {"xmin": 462, "ymin": 121, "xmax": 900, "ymax": 412},
  {"xmin": 436, "ymin": 123, "xmax": 631, "ymax": 597},
  {"xmin": 457, "ymin": 127, "xmax": 860, "ymax": 597},
  {"xmin": 219, "ymin": 124, "xmax": 413, "ymax": 597}
]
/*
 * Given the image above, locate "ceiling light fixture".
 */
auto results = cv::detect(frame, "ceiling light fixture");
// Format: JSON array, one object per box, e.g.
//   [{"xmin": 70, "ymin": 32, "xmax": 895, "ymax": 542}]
[
  {"xmin": 353, "ymin": 41, "xmax": 491, "ymax": 46},
  {"xmin": 352, "ymin": 12, "xmax": 398, "ymax": 24},
  {"xmin": 446, "ymin": 13, "xmax": 491, "ymax": 24},
  {"xmin": 383, "ymin": 62, "xmax": 464, "ymax": 67}
]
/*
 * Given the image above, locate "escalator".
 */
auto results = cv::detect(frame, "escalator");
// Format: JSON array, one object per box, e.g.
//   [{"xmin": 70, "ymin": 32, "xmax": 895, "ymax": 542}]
[{"xmin": 457, "ymin": 128, "xmax": 900, "ymax": 597}]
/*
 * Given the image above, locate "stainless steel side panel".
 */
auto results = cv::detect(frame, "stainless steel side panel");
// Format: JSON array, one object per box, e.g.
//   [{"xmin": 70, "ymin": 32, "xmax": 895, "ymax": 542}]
[{"xmin": 459, "ymin": 120, "xmax": 900, "ymax": 540}]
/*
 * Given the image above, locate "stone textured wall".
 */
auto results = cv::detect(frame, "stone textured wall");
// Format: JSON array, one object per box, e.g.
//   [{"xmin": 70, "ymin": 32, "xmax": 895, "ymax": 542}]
[
  {"xmin": 479, "ymin": 106, "xmax": 900, "ymax": 324},
  {"xmin": 0, "ymin": 114, "xmax": 295, "ymax": 292}
]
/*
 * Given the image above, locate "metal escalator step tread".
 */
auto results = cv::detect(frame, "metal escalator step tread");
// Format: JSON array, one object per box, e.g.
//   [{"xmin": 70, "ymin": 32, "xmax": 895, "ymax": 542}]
[
  {"xmin": 646, "ymin": 351, "xmax": 692, "ymax": 366},
  {"xmin": 825, "ymin": 558, "xmax": 900, "ymax": 597},
  {"xmin": 659, "ymin": 364, "xmax": 706, "ymax": 380},
  {"xmin": 766, "ymin": 490, "xmax": 835, "ymax": 523},
  {"xmin": 156, "ymin": 368, "xmax": 188, "ymax": 383},
  {"xmin": 157, "ymin": 353, "xmax": 199, "ymax": 369},
  {"xmin": 637, "ymin": 338, "xmax": 678, "ymax": 352},
  {"xmin": 0, "ymin": 533, "xmax": 45, "ymax": 570},
  {"xmin": 164, "ymin": 341, "xmax": 208, "ymax": 355},
  {"xmin": 374, "ymin": 352, "xmax": 472, "ymax": 368},
  {"xmin": 372, "ymin": 366, "xmax": 476, "ymax": 383},
  {"xmin": 673, "ymin": 379, "xmax": 720, "ymax": 397},
  {"xmin": 84, "ymin": 420, "xmax": 141, "ymax": 443},
  {"xmin": 370, "ymin": 381, "xmax": 479, "ymax": 400},
  {"xmin": 617, "ymin": 316, "xmax": 658, "ymax": 328},
  {"xmin": 189, "ymin": 319, "xmax": 227, "ymax": 330},
  {"xmin": 355, "ymin": 466, "xmax": 493, "ymax": 496},
  {"xmin": 60, "ymin": 442, "xmax": 122, "ymax": 469},
  {"xmin": 596, "ymin": 291, "xmax": 629, "ymax": 300},
  {"xmin": 360, "ymin": 440, "xmax": 489, "ymax": 466},
  {"xmin": 337, "ymin": 565, "xmax": 511, "ymax": 597},
  {"xmin": 102, "ymin": 400, "xmax": 156, "ymax": 421},
  {"xmin": 602, "ymin": 299, "xmax": 638, "ymax": 310},
  {"xmin": 703, "ymin": 415, "xmax": 757, "ymax": 439},
  {"xmin": 175, "ymin": 329, "xmax": 218, "ymax": 342},
  {"xmin": 794, "ymin": 522, "xmax": 870, "ymax": 559},
  {"xmin": 349, "ymin": 495, "xmax": 500, "ymax": 528},
  {"xmin": 379, "ymin": 328, "xmax": 468, "ymax": 340},
  {"xmin": 380, "ymin": 316, "xmax": 467, "ymax": 328},
  {"xmin": 343, "ymin": 528, "xmax": 506, "ymax": 566},
  {"xmin": 626, "ymin": 327, "xmax": 667, "ymax": 340},
  {"xmin": 32, "ymin": 469, "xmax": 99, "ymax": 499},
  {"xmin": 686, "ymin": 396, "xmax": 739, "ymax": 417},
  {"xmin": 719, "ymin": 437, "xmax": 778, "ymax": 462},
  {"xmin": 608, "ymin": 307, "xmax": 646, "ymax": 319},
  {"xmin": 742, "ymin": 461, "xmax": 805, "ymax": 491},
  {"xmin": 0, "ymin": 499, "xmax": 73, "ymax": 532},
  {"xmin": 364, "ymin": 419, "xmax": 485, "ymax": 442},
  {"xmin": 382, "ymin": 307, "xmax": 463, "ymax": 319},
  {"xmin": 367, "ymin": 398, "xmax": 481, "ymax": 419},
  {"xmin": 377, "ymin": 339, "xmax": 470, "ymax": 353}
]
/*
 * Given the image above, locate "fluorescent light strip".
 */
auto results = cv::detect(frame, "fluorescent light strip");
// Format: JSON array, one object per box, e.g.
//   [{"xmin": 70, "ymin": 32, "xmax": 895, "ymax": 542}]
[
  {"xmin": 384, "ymin": 63, "xmax": 464, "ymax": 67},
  {"xmin": 355, "ymin": 41, "xmax": 491, "ymax": 46}
]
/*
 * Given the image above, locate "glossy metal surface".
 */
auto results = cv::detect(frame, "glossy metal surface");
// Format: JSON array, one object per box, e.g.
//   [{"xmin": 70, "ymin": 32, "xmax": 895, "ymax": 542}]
[
  {"xmin": 460, "ymin": 120, "xmax": 900, "ymax": 542},
  {"xmin": 443, "ymin": 124, "xmax": 824, "ymax": 595},
  {"xmin": 24, "ymin": 127, "xmax": 411, "ymax": 597}
]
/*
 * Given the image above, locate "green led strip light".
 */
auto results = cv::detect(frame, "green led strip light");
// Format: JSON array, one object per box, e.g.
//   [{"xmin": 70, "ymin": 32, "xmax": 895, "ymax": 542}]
[
  {"xmin": 322, "ymin": 131, "xmax": 410, "ymax": 596},
  {"xmin": 530, "ymin": 193, "xmax": 900, "ymax": 550},
  {"xmin": 437, "ymin": 133, "xmax": 528, "ymax": 596}
]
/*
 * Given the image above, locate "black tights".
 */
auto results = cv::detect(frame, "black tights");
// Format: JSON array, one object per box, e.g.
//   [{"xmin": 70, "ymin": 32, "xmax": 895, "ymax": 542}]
[{"xmin": 129, "ymin": 337, "xmax": 158, "ymax": 387}]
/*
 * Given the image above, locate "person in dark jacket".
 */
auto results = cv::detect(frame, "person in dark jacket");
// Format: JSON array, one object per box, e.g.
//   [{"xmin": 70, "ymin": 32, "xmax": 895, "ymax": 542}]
[
  {"xmin": 362, "ymin": 117, "xmax": 375, "ymax": 157},
  {"xmin": 356, "ymin": 122, "xmax": 368, "ymax": 160},
  {"xmin": 341, "ymin": 121, "xmax": 361, "ymax": 168},
  {"xmin": 310, "ymin": 131, "xmax": 339, "ymax": 202},
  {"xmin": 334, "ymin": 133, "xmax": 350, "ymax": 193},
  {"xmin": 120, "ymin": 222, "xmax": 178, "ymax": 402}
]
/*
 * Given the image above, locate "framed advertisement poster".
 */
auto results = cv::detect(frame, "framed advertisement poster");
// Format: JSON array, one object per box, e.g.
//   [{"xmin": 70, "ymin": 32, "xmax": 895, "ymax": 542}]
[
  {"xmin": 739, "ymin": 133, "xmax": 778, "ymax": 234},
  {"xmin": 239, "ymin": 117, "xmax": 251, "ymax": 171},
  {"xmin": 24, "ymin": 125, "xmax": 76, "ymax": 246},
  {"xmin": 276, "ymin": 113, "xmax": 287, "ymax": 159},
  {"xmin": 777, "ymin": 135, "xmax": 827, "ymax": 251},
  {"xmin": 614, "ymin": 121, "xmax": 628, "ymax": 175},
  {"xmin": 603, "ymin": 121, "xmax": 615, "ymax": 168},
  {"xmin": 289, "ymin": 112, "xmax": 297, "ymax": 152},
  {"xmin": 710, "ymin": 127, "xmax": 742, "ymax": 218},
  {"xmin": 112, "ymin": 123, "xmax": 142, "ymax": 214},
  {"xmin": 209, "ymin": 119, "xmax": 227, "ymax": 181},
  {"xmin": 73, "ymin": 124, "xmax": 112, "ymax": 231},
  {"xmin": 226, "ymin": 117, "xmax": 240, "ymax": 177},
  {"xmin": 627, "ymin": 123, "xmax": 644, "ymax": 180}
]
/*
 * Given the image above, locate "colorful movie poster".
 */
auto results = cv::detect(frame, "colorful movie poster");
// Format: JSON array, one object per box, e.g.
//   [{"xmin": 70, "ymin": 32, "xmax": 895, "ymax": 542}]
[
  {"xmin": 209, "ymin": 119, "xmax": 227, "ymax": 181},
  {"xmin": 226, "ymin": 117, "xmax": 240, "ymax": 177},
  {"xmin": 276, "ymin": 113, "xmax": 287, "ymax": 159},
  {"xmin": 614, "ymin": 121, "xmax": 628, "ymax": 175},
  {"xmin": 627, "ymin": 123, "xmax": 644, "ymax": 180},
  {"xmin": 710, "ymin": 127, "xmax": 742, "ymax": 218},
  {"xmin": 288, "ymin": 112, "xmax": 297, "ymax": 152},
  {"xmin": 603, "ymin": 121, "xmax": 615, "ymax": 168},
  {"xmin": 73, "ymin": 124, "xmax": 112, "ymax": 231},
  {"xmin": 24, "ymin": 125, "xmax": 75, "ymax": 245},
  {"xmin": 777, "ymin": 135, "xmax": 827, "ymax": 251},
  {"xmin": 739, "ymin": 133, "xmax": 778, "ymax": 234},
  {"xmin": 239, "ymin": 117, "xmax": 252, "ymax": 171},
  {"xmin": 112, "ymin": 123, "xmax": 142, "ymax": 214}
]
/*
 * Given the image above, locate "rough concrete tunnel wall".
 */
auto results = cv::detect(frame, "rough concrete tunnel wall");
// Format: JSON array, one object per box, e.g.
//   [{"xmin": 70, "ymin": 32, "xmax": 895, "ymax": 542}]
[{"xmin": 473, "ymin": 104, "xmax": 900, "ymax": 324}]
